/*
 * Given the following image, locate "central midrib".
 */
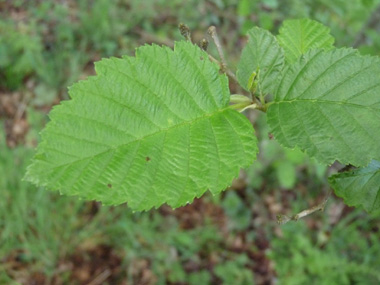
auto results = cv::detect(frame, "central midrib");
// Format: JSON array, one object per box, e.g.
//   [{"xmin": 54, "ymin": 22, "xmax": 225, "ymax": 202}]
[{"xmin": 44, "ymin": 107, "xmax": 233, "ymax": 172}]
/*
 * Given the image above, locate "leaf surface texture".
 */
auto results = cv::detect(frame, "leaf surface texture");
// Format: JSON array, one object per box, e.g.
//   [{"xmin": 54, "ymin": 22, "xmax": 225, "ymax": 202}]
[
  {"xmin": 267, "ymin": 48, "xmax": 380, "ymax": 166},
  {"xmin": 277, "ymin": 18, "xmax": 334, "ymax": 63},
  {"xmin": 237, "ymin": 27, "xmax": 284, "ymax": 95},
  {"xmin": 329, "ymin": 160, "xmax": 380, "ymax": 212},
  {"xmin": 26, "ymin": 42, "xmax": 258, "ymax": 210}
]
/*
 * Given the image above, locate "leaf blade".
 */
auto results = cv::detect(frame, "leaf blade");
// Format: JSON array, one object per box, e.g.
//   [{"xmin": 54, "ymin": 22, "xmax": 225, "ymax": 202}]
[
  {"xmin": 277, "ymin": 18, "xmax": 335, "ymax": 63},
  {"xmin": 329, "ymin": 160, "xmax": 380, "ymax": 212},
  {"xmin": 267, "ymin": 48, "xmax": 380, "ymax": 166},
  {"xmin": 237, "ymin": 27, "xmax": 284, "ymax": 95},
  {"xmin": 26, "ymin": 42, "xmax": 258, "ymax": 210}
]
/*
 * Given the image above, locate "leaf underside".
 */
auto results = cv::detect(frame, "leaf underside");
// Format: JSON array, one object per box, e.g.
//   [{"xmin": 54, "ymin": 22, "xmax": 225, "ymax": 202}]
[
  {"xmin": 237, "ymin": 27, "xmax": 284, "ymax": 95},
  {"xmin": 329, "ymin": 160, "xmax": 380, "ymax": 213},
  {"xmin": 25, "ymin": 42, "xmax": 258, "ymax": 211},
  {"xmin": 267, "ymin": 48, "xmax": 380, "ymax": 166},
  {"xmin": 277, "ymin": 18, "xmax": 335, "ymax": 64}
]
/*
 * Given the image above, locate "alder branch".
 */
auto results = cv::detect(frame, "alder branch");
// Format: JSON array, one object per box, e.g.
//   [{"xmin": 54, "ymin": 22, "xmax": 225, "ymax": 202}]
[
  {"xmin": 207, "ymin": 54, "xmax": 238, "ymax": 84},
  {"xmin": 207, "ymin": 26, "xmax": 228, "ymax": 72},
  {"xmin": 277, "ymin": 192, "xmax": 331, "ymax": 225},
  {"xmin": 178, "ymin": 24, "xmax": 241, "ymax": 92}
]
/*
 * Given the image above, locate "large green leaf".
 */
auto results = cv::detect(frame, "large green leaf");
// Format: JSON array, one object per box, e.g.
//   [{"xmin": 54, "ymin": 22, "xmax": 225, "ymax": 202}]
[
  {"xmin": 267, "ymin": 48, "xmax": 380, "ymax": 166},
  {"xmin": 237, "ymin": 27, "xmax": 284, "ymax": 95},
  {"xmin": 329, "ymin": 160, "xmax": 380, "ymax": 212},
  {"xmin": 277, "ymin": 19, "xmax": 335, "ymax": 63},
  {"xmin": 25, "ymin": 42, "xmax": 258, "ymax": 211}
]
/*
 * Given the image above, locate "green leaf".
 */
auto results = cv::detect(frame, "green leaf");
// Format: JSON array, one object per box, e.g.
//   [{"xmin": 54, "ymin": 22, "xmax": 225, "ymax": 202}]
[
  {"xmin": 237, "ymin": 27, "xmax": 284, "ymax": 95},
  {"xmin": 25, "ymin": 42, "xmax": 258, "ymax": 211},
  {"xmin": 267, "ymin": 48, "xmax": 380, "ymax": 166},
  {"xmin": 277, "ymin": 18, "xmax": 335, "ymax": 63},
  {"xmin": 329, "ymin": 160, "xmax": 380, "ymax": 212}
]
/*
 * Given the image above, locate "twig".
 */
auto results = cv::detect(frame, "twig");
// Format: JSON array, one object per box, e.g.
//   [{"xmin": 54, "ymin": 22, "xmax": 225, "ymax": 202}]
[
  {"xmin": 207, "ymin": 26, "xmax": 227, "ymax": 72},
  {"xmin": 277, "ymin": 191, "xmax": 331, "ymax": 225},
  {"xmin": 207, "ymin": 54, "xmax": 238, "ymax": 84},
  {"xmin": 178, "ymin": 24, "xmax": 240, "ymax": 91},
  {"xmin": 207, "ymin": 25, "xmax": 266, "ymax": 111},
  {"xmin": 87, "ymin": 269, "xmax": 111, "ymax": 285}
]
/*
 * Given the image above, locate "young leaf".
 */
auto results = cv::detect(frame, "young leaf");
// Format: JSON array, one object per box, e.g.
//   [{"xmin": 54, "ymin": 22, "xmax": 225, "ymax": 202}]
[
  {"xmin": 237, "ymin": 27, "xmax": 284, "ymax": 95},
  {"xmin": 277, "ymin": 18, "xmax": 335, "ymax": 64},
  {"xmin": 267, "ymin": 48, "xmax": 380, "ymax": 166},
  {"xmin": 329, "ymin": 160, "xmax": 380, "ymax": 213},
  {"xmin": 25, "ymin": 42, "xmax": 258, "ymax": 211}
]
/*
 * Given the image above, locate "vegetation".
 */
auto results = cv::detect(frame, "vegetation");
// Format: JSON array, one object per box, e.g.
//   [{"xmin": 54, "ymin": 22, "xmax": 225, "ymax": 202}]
[{"xmin": 1, "ymin": 0, "xmax": 380, "ymax": 283}]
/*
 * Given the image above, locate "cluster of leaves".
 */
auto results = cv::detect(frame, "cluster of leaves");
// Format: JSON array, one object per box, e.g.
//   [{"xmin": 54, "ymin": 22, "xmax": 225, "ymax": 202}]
[{"xmin": 25, "ymin": 18, "xmax": 380, "ymax": 212}]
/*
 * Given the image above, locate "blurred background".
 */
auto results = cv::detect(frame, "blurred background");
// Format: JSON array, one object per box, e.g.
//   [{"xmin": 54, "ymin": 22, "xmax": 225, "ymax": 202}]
[{"xmin": 1, "ymin": 0, "xmax": 380, "ymax": 284}]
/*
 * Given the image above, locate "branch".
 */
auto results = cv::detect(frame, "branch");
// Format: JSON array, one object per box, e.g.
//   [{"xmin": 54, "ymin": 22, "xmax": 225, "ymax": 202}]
[
  {"xmin": 178, "ymin": 24, "xmax": 240, "ymax": 90},
  {"xmin": 277, "ymin": 192, "xmax": 331, "ymax": 225},
  {"xmin": 207, "ymin": 54, "xmax": 238, "ymax": 84},
  {"xmin": 207, "ymin": 26, "xmax": 228, "ymax": 72}
]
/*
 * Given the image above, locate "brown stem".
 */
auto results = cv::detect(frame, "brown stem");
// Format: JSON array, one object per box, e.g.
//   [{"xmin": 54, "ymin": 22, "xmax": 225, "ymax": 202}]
[
  {"xmin": 277, "ymin": 191, "xmax": 331, "ymax": 225},
  {"xmin": 207, "ymin": 54, "xmax": 238, "ymax": 85},
  {"xmin": 207, "ymin": 26, "xmax": 228, "ymax": 72}
]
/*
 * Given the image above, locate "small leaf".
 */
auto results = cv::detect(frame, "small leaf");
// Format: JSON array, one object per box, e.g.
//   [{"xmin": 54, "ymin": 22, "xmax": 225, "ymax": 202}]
[
  {"xmin": 329, "ymin": 160, "xmax": 380, "ymax": 212},
  {"xmin": 237, "ymin": 27, "xmax": 284, "ymax": 95},
  {"xmin": 247, "ymin": 69, "xmax": 258, "ymax": 93},
  {"xmin": 267, "ymin": 48, "xmax": 380, "ymax": 166},
  {"xmin": 25, "ymin": 42, "xmax": 258, "ymax": 211},
  {"xmin": 277, "ymin": 18, "xmax": 335, "ymax": 63}
]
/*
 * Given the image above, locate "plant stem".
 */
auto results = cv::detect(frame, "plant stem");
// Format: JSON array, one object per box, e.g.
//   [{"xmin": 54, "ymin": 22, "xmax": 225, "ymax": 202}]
[
  {"xmin": 259, "ymin": 92, "xmax": 266, "ymax": 106},
  {"xmin": 277, "ymin": 191, "xmax": 331, "ymax": 225},
  {"xmin": 207, "ymin": 26, "xmax": 228, "ymax": 73},
  {"xmin": 229, "ymin": 102, "xmax": 257, "ymax": 112},
  {"xmin": 207, "ymin": 54, "xmax": 238, "ymax": 84}
]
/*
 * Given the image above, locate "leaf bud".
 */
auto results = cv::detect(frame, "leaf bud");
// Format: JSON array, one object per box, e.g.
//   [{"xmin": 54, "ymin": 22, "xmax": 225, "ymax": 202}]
[
  {"xmin": 178, "ymin": 23, "xmax": 191, "ymax": 41},
  {"xmin": 199, "ymin": 39, "xmax": 209, "ymax": 51}
]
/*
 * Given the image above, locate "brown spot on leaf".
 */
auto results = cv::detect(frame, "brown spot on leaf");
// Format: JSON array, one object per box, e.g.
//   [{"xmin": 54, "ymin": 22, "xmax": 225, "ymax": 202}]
[
  {"xmin": 146, "ymin": 156, "xmax": 151, "ymax": 162},
  {"xmin": 200, "ymin": 56, "xmax": 204, "ymax": 60},
  {"xmin": 107, "ymin": 184, "xmax": 112, "ymax": 188}
]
